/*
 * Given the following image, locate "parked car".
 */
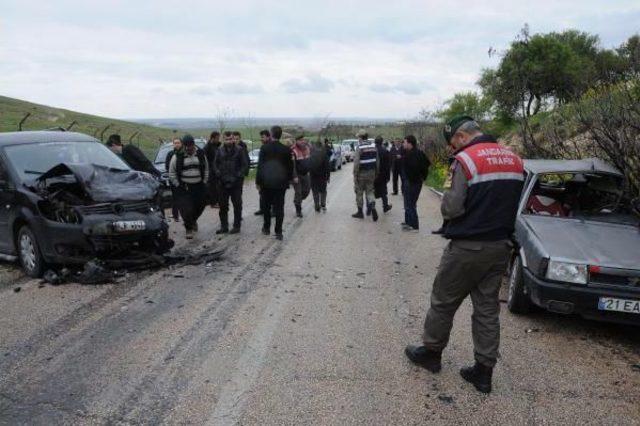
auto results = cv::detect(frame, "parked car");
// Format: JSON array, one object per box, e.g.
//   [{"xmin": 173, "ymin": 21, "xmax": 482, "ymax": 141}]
[
  {"xmin": 330, "ymin": 144, "xmax": 344, "ymax": 171},
  {"xmin": 341, "ymin": 140, "xmax": 357, "ymax": 162},
  {"xmin": 249, "ymin": 149, "xmax": 260, "ymax": 168},
  {"xmin": 507, "ymin": 158, "xmax": 640, "ymax": 325},
  {"xmin": 153, "ymin": 139, "xmax": 206, "ymax": 208},
  {"xmin": 0, "ymin": 131, "xmax": 173, "ymax": 277}
]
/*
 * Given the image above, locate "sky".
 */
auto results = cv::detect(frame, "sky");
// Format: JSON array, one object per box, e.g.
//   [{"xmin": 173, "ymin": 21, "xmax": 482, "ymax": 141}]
[{"xmin": 1, "ymin": 0, "xmax": 639, "ymax": 120}]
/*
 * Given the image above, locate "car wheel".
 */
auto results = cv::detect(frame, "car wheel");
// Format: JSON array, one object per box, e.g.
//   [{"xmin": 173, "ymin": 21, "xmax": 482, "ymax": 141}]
[
  {"xmin": 507, "ymin": 255, "xmax": 531, "ymax": 314},
  {"xmin": 18, "ymin": 225, "xmax": 46, "ymax": 278}
]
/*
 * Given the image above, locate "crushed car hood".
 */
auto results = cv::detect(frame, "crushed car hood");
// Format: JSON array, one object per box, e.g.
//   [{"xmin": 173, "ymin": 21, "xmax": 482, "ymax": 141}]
[
  {"xmin": 36, "ymin": 163, "xmax": 160, "ymax": 203},
  {"xmin": 522, "ymin": 215, "xmax": 640, "ymax": 269}
]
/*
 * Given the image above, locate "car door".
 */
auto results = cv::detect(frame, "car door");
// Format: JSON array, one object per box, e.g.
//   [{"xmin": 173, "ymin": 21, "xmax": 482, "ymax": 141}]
[{"xmin": 0, "ymin": 157, "xmax": 16, "ymax": 253}]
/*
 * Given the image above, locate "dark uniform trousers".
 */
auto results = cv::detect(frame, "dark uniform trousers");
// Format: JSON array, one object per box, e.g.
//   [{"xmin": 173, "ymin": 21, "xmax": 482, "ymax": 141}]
[
  {"xmin": 262, "ymin": 188, "xmax": 287, "ymax": 234},
  {"xmin": 175, "ymin": 182, "xmax": 206, "ymax": 231},
  {"xmin": 423, "ymin": 239, "xmax": 511, "ymax": 367},
  {"xmin": 218, "ymin": 184, "xmax": 243, "ymax": 230}
]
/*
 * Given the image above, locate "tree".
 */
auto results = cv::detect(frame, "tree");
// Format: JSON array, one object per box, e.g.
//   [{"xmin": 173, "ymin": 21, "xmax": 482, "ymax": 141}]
[{"xmin": 436, "ymin": 91, "xmax": 492, "ymax": 122}]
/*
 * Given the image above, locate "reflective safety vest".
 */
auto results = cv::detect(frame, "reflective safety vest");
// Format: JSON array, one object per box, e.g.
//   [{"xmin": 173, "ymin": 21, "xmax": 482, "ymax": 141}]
[
  {"xmin": 444, "ymin": 135, "xmax": 524, "ymax": 241},
  {"xmin": 357, "ymin": 142, "xmax": 377, "ymax": 171}
]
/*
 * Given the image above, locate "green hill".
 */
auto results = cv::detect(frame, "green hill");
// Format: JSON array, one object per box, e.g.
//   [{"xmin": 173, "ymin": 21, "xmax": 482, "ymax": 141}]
[{"xmin": 0, "ymin": 96, "xmax": 177, "ymax": 157}]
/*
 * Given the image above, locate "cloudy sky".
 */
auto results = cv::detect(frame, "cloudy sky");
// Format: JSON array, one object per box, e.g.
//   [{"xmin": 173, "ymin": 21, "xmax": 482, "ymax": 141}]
[{"xmin": 1, "ymin": 0, "xmax": 638, "ymax": 119}]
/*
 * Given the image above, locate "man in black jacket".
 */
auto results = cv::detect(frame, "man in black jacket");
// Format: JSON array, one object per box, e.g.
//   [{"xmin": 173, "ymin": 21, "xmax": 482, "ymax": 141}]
[
  {"xmin": 214, "ymin": 132, "xmax": 248, "ymax": 234},
  {"xmin": 400, "ymin": 135, "xmax": 430, "ymax": 231},
  {"xmin": 204, "ymin": 131, "xmax": 221, "ymax": 208},
  {"xmin": 256, "ymin": 125, "xmax": 294, "ymax": 240},
  {"xmin": 374, "ymin": 136, "xmax": 392, "ymax": 213},
  {"xmin": 106, "ymin": 134, "xmax": 161, "ymax": 178}
]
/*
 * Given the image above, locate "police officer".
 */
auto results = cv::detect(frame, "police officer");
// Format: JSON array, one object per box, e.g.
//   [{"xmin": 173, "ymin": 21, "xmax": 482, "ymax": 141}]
[
  {"xmin": 405, "ymin": 116, "xmax": 524, "ymax": 394},
  {"xmin": 352, "ymin": 130, "xmax": 379, "ymax": 221}
]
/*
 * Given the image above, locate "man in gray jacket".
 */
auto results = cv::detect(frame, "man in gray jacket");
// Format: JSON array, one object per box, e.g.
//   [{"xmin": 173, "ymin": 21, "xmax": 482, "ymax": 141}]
[{"xmin": 169, "ymin": 134, "xmax": 209, "ymax": 239}]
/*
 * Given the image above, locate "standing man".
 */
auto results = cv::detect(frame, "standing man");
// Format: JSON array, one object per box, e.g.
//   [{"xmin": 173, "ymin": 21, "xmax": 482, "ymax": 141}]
[
  {"xmin": 309, "ymin": 140, "xmax": 330, "ymax": 212},
  {"xmin": 400, "ymin": 135, "xmax": 430, "ymax": 231},
  {"xmin": 165, "ymin": 137, "xmax": 183, "ymax": 221},
  {"xmin": 256, "ymin": 125, "xmax": 293, "ymax": 240},
  {"xmin": 374, "ymin": 136, "xmax": 392, "ymax": 213},
  {"xmin": 168, "ymin": 134, "xmax": 208, "ymax": 239},
  {"xmin": 106, "ymin": 134, "xmax": 161, "ymax": 178},
  {"xmin": 291, "ymin": 135, "xmax": 312, "ymax": 218},
  {"xmin": 351, "ymin": 130, "xmax": 379, "ymax": 221},
  {"xmin": 389, "ymin": 139, "xmax": 403, "ymax": 195},
  {"xmin": 405, "ymin": 116, "xmax": 524, "ymax": 394},
  {"xmin": 204, "ymin": 131, "xmax": 221, "ymax": 208},
  {"xmin": 254, "ymin": 129, "xmax": 272, "ymax": 216},
  {"xmin": 214, "ymin": 132, "xmax": 248, "ymax": 234}
]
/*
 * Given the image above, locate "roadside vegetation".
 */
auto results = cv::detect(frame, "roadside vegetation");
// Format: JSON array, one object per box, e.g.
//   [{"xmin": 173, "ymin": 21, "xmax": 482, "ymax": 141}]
[{"xmin": 427, "ymin": 27, "xmax": 640, "ymax": 196}]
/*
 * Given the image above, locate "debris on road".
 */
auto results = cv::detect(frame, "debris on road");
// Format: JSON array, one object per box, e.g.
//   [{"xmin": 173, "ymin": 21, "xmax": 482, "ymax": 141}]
[
  {"xmin": 437, "ymin": 395, "xmax": 454, "ymax": 404},
  {"xmin": 13, "ymin": 287, "xmax": 21, "ymax": 293},
  {"xmin": 38, "ymin": 244, "xmax": 226, "ymax": 286},
  {"xmin": 525, "ymin": 328, "xmax": 541, "ymax": 334}
]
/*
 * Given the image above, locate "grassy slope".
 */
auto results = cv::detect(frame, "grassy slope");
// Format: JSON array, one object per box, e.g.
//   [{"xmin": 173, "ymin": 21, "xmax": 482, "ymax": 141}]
[{"xmin": 0, "ymin": 95, "xmax": 177, "ymax": 157}]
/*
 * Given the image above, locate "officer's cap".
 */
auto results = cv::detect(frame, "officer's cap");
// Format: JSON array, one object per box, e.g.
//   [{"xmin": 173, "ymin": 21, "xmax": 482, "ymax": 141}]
[{"xmin": 443, "ymin": 115, "xmax": 474, "ymax": 144}]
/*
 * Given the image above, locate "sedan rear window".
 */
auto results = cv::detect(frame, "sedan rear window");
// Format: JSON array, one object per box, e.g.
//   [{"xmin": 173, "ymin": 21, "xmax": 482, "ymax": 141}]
[{"xmin": 524, "ymin": 172, "xmax": 631, "ymax": 221}]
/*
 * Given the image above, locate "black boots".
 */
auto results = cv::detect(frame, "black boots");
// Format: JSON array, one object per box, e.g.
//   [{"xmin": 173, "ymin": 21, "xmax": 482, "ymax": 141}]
[
  {"xmin": 370, "ymin": 205, "xmax": 378, "ymax": 222},
  {"xmin": 296, "ymin": 205, "xmax": 303, "ymax": 218},
  {"xmin": 383, "ymin": 204, "xmax": 392, "ymax": 213},
  {"xmin": 352, "ymin": 209, "xmax": 364, "ymax": 219},
  {"xmin": 460, "ymin": 362, "xmax": 493, "ymax": 394},
  {"xmin": 404, "ymin": 345, "xmax": 442, "ymax": 373}
]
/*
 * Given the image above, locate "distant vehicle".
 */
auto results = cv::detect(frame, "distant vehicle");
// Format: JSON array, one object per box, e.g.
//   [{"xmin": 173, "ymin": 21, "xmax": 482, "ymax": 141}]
[
  {"xmin": 0, "ymin": 131, "xmax": 172, "ymax": 277},
  {"xmin": 330, "ymin": 144, "xmax": 343, "ymax": 171},
  {"xmin": 153, "ymin": 139, "xmax": 206, "ymax": 208},
  {"xmin": 507, "ymin": 158, "xmax": 640, "ymax": 325},
  {"xmin": 341, "ymin": 140, "xmax": 357, "ymax": 162},
  {"xmin": 249, "ymin": 149, "xmax": 260, "ymax": 168}
]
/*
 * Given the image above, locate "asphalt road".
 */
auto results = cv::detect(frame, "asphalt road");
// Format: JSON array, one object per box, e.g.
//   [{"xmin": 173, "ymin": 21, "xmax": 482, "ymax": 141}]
[{"xmin": 0, "ymin": 163, "xmax": 639, "ymax": 425}]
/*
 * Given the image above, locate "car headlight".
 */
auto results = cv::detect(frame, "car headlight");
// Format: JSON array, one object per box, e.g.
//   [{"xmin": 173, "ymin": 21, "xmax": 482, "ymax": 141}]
[{"xmin": 546, "ymin": 260, "xmax": 588, "ymax": 284}]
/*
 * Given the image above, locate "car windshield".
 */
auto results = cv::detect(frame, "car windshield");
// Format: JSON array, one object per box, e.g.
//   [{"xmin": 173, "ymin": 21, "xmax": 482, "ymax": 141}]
[
  {"xmin": 155, "ymin": 145, "xmax": 173, "ymax": 164},
  {"xmin": 523, "ymin": 172, "xmax": 639, "ymax": 224},
  {"xmin": 4, "ymin": 141, "xmax": 130, "ymax": 182},
  {"xmin": 155, "ymin": 141, "xmax": 206, "ymax": 164}
]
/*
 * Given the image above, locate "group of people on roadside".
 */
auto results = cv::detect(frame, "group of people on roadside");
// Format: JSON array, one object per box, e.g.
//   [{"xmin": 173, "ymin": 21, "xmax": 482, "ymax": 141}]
[
  {"xmin": 350, "ymin": 130, "xmax": 430, "ymax": 231},
  {"xmin": 107, "ymin": 126, "xmax": 434, "ymax": 240},
  {"xmin": 146, "ymin": 126, "xmax": 333, "ymax": 241}
]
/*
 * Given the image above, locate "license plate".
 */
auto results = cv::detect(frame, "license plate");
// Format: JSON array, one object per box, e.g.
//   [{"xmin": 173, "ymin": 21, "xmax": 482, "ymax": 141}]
[
  {"xmin": 113, "ymin": 220, "xmax": 146, "ymax": 233},
  {"xmin": 598, "ymin": 297, "xmax": 640, "ymax": 314}
]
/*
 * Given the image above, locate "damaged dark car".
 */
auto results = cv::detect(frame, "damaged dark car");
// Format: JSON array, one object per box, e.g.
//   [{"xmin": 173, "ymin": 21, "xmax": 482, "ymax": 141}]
[
  {"xmin": 507, "ymin": 158, "xmax": 640, "ymax": 325},
  {"xmin": 0, "ymin": 131, "xmax": 173, "ymax": 277}
]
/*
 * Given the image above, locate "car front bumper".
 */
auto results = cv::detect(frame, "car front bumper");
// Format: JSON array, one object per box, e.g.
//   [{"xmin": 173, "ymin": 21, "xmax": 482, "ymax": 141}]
[
  {"xmin": 523, "ymin": 268, "xmax": 640, "ymax": 325},
  {"xmin": 33, "ymin": 212, "xmax": 171, "ymax": 265}
]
